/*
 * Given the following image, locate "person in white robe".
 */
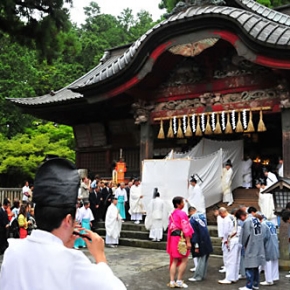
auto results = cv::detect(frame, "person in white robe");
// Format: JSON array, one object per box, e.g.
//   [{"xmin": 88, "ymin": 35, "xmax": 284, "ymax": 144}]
[
  {"xmin": 145, "ymin": 189, "xmax": 168, "ymax": 242},
  {"xmin": 218, "ymin": 207, "xmax": 241, "ymax": 284},
  {"xmin": 263, "ymin": 167, "xmax": 278, "ymax": 189},
  {"xmin": 277, "ymin": 157, "xmax": 283, "ymax": 178},
  {"xmin": 255, "ymin": 179, "xmax": 277, "ymax": 226},
  {"xmin": 241, "ymin": 156, "xmax": 252, "ymax": 189},
  {"xmin": 0, "ymin": 158, "xmax": 126, "ymax": 290},
  {"xmin": 187, "ymin": 176, "xmax": 205, "ymax": 214},
  {"xmin": 222, "ymin": 159, "xmax": 234, "ymax": 206},
  {"xmin": 114, "ymin": 183, "xmax": 127, "ymax": 220},
  {"xmin": 129, "ymin": 178, "xmax": 144, "ymax": 224},
  {"xmin": 78, "ymin": 200, "xmax": 95, "ymax": 248},
  {"xmin": 105, "ymin": 198, "xmax": 122, "ymax": 248}
]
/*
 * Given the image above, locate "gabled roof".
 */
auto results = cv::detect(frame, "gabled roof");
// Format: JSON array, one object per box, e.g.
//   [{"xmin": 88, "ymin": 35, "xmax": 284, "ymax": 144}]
[{"xmin": 8, "ymin": 0, "xmax": 290, "ymax": 109}]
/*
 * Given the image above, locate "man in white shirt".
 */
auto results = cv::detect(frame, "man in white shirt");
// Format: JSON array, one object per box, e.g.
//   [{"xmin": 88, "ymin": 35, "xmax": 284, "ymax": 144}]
[
  {"xmin": 22, "ymin": 181, "xmax": 30, "ymax": 202},
  {"xmin": 0, "ymin": 158, "xmax": 126, "ymax": 290}
]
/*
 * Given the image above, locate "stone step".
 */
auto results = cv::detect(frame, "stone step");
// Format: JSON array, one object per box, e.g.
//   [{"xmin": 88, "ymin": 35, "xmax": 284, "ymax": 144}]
[
  {"xmin": 103, "ymin": 237, "xmax": 223, "ymax": 255},
  {"xmin": 97, "ymin": 224, "xmax": 218, "ymax": 240},
  {"xmin": 97, "ymin": 221, "xmax": 148, "ymax": 232}
]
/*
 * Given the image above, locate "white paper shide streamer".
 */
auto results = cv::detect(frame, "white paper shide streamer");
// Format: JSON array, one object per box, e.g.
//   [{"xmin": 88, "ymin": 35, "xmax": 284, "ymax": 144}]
[
  {"xmin": 192, "ymin": 114, "xmax": 196, "ymax": 132},
  {"xmin": 201, "ymin": 113, "xmax": 205, "ymax": 132},
  {"xmin": 231, "ymin": 110, "xmax": 236, "ymax": 130},
  {"xmin": 221, "ymin": 111, "xmax": 226, "ymax": 131},
  {"xmin": 183, "ymin": 115, "xmax": 187, "ymax": 133},
  {"xmin": 173, "ymin": 116, "xmax": 177, "ymax": 135},
  {"xmin": 211, "ymin": 112, "xmax": 216, "ymax": 131},
  {"xmin": 242, "ymin": 109, "xmax": 247, "ymax": 130}
]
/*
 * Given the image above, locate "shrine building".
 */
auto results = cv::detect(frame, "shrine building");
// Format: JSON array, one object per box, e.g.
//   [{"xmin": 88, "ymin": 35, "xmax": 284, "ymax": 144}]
[{"xmin": 9, "ymin": 0, "xmax": 290, "ymax": 179}]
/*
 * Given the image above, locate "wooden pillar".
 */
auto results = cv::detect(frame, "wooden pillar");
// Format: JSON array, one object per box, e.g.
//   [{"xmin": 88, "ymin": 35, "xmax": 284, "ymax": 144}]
[
  {"xmin": 140, "ymin": 121, "xmax": 153, "ymax": 174},
  {"xmin": 280, "ymin": 108, "xmax": 290, "ymax": 270},
  {"xmin": 282, "ymin": 109, "xmax": 290, "ymax": 178}
]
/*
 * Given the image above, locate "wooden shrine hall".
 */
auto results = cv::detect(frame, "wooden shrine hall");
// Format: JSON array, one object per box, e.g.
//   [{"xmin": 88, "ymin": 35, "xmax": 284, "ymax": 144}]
[{"xmin": 9, "ymin": 0, "xmax": 290, "ymax": 179}]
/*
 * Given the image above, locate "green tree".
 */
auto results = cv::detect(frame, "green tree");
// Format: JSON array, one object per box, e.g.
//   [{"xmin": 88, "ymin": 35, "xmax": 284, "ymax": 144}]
[
  {"xmin": 0, "ymin": 121, "xmax": 75, "ymax": 185},
  {"xmin": 0, "ymin": 0, "xmax": 73, "ymax": 61},
  {"xmin": 159, "ymin": 0, "xmax": 290, "ymax": 11}
]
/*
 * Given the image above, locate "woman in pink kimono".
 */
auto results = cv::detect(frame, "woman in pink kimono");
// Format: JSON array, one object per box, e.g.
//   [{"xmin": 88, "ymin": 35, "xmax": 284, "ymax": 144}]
[{"xmin": 167, "ymin": 196, "xmax": 194, "ymax": 288}]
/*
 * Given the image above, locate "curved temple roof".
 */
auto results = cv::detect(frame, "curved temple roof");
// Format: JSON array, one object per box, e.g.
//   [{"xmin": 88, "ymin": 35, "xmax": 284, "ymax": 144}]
[{"xmin": 9, "ymin": 0, "xmax": 290, "ymax": 108}]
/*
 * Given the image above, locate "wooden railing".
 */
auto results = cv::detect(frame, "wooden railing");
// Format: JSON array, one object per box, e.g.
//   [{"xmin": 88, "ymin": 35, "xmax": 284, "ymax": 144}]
[{"xmin": 0, "ymin": 188, "xmax": 22, "ymax": 204}]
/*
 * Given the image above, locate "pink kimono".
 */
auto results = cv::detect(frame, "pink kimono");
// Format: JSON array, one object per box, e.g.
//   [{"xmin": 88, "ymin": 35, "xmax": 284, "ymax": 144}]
[{"xmin": 167, "ymin": 209, "xmax": 194, "ymax": 263}]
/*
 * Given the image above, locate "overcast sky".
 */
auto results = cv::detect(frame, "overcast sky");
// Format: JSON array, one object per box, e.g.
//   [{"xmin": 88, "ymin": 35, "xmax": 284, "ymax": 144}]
[{"xmin": 69, "ymin": 0, "xmax": 165, "ymax": 25}]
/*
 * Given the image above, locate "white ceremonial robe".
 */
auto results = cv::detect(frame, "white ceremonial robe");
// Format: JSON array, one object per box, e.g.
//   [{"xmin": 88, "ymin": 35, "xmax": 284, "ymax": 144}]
[
  {"xmin": 278, "ymin": 164, "xmax": 283, "ymax": 178},
  {"xmin": 0, "ymin": 230, "xmax": 126, "ymax": 290},
  {"xmin": 242, "ymin": 159, "xmax": 252, "ymax": 188},
  {"xmin": 222, "ymin": 167, "xmax": 233, "ymax": 203},
  {"xmin": 79, "ymin": 206, "xmax": 94, "ymax": 222},
  {"xmin": 114, "ymin": 188, "xmax": 128, "ymax": 202},
  {"xmin": 258, "ymin": 190, "xmax": 276, "ymax": 223},
  {"xmin": 145, "ymin": 197, "xmax": 168, "ymax": 241},
  {"xmin": 129, "ymin": 184, "xmax": 143, "ymax": 220},
  {"xmin": 188, "ymin": 184, "xmax": 206, "ymax": 214},
  {"xmin": 221, "ymin": 214, "xmax": 240, "ymax": 282},
  {"xmin": 105, "ymin": 204, "xmax": 122, "ymax": 244},
  {"xmin": 265, "ymin": 172, "xmax": 278, "ymax": 189}
]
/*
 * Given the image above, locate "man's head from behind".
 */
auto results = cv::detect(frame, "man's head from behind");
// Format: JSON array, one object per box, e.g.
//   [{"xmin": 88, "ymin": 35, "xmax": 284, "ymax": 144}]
[
  {"xmin": 33, "ymin": 158, "xmax": 80, "ymax": 241},
  {"xmin": 219, "ymin": 207, "xmax": 228, "ymax": 218}
]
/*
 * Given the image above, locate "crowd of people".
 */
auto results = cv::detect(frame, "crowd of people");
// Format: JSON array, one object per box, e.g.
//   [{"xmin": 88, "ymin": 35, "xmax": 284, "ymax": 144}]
[
  {"xmin": 0, "ymin": 156, "xmax": 288, "ymax": 290},
  {"xmin": 166, "ymin": 198, "xmax": 283, "ymax": 289}
]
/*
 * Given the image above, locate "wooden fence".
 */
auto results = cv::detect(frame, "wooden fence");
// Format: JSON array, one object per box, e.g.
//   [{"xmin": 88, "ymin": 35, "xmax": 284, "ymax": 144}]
[{"xmin": 0, "ymin": 188, "xmax": 22, "ymax": 204}]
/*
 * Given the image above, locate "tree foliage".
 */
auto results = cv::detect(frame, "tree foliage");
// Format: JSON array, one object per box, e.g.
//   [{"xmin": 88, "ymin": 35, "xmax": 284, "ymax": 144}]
[
  {"xmin": 0, "ymin": 122, "xmax": 75, "ymax": 185},
  {"xmin": 0, "ymin": 1, "xmax": 157, "ymax": 184},
  {"xmin": 158, "ymin": 0, "xmax": 290, "ymax": 11},
  {"xmin": 0, "ymin": 0, "xmax": 75, "ymax": 62}
]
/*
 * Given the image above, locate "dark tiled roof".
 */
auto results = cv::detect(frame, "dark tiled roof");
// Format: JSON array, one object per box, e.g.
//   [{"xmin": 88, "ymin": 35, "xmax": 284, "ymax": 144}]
[
  {"xmin": 236, "ymin": 0, "xmax": 290, "ymax": 25},
  {"xmin": 71, "ymin": 4, "xmax": 290, "ymax": 91},
  {"xmin": 9, "ymin": 0, "xmax": 290, "ymax": 107}
]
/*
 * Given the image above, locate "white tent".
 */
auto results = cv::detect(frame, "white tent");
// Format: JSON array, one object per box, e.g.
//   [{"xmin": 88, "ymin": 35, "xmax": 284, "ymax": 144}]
[{"xmin": 141, "ymin": 138, "xmax": 243, "ymax": 212}]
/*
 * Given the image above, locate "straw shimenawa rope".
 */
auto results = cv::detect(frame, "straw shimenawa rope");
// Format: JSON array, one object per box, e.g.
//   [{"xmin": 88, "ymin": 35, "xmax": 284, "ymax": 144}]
[
  {"xmin": 157, "ymin": 119, "xmax": 165, "ymax": 139},
  {"xmin": 177, "ymin": 118, "xmax": 184, "ymax": 138},
  {"xmin": 225, "ymin": 112, "xmax": 233, "ymax": 134},
  {"xmin": 235, "ymin": 111, "xmax": 244, "ymax": 133},
  {"xmin": 185, "ymin": 115, "xmax": 193, "ymax": 137},
  {"xmin": 245, "ymin": 110, "xmax": 255, "ymax": 133},
  {"xmin": 214, "ymin": 113, "xmax": 222, "ymax": 134},
  {"xmin": 167, "ymin": 118, "xmax": 174, "ymax": 138},
  {"xmin": 204, "ymin": 113, "xmax": 212, "ymax": 135},
  {"xmin": 257, "ymin": 110, "xmax": 267, "ymax": 132},
  {"xmin": 195, "ymin": 115, "xmax": 203, "ymax": 136}
]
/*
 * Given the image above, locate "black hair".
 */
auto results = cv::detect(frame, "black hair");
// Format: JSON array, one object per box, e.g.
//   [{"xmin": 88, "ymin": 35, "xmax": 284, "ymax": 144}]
[
  {"xmin": 3, "ymin": 198, "xmax": 10, "ymax": 206},
  {"xmin": 188, "ymin": 206, "xmax": 196, "ymax": 212},
  {"xmin": 286, "ymin": 202, "xmax": 290, "ymax": 210},
  {"xmin": 235, "ymin": 208, "xmax": 247, "ymax": 220},
  {"xmin": 35, "ymin": 205, "xmax": 76, "ymax": 232},
  {"xmin": 83, "ymin": 200, "xmax": 90, "ymax": 206},
  {"xmin": 282, "ymin": 209, "xmax": 290, "ymax": 223},
  {"xmin": 172, "ymin": 196, "xmax": 184, "ymax": 208},
  {"xmin": 247, "ymin": 206, "xmax": 257, "ymax": 214}
]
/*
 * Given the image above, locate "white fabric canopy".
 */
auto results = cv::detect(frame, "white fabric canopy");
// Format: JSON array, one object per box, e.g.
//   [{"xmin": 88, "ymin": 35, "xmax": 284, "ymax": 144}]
[
  {"xmin": 141, "ymin": 138, "xmax": 243, "ymax": 211},
  {"xmin": 141, "ymin": 159, "xmax": 191, "ymax": 213},
  {"xmin": 171, "ymin": 138, "xmax": 244, "ymax": 192}
]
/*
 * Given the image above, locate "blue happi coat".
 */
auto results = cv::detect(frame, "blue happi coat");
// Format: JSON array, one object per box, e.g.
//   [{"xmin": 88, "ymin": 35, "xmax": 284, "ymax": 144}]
[
  {"xmin": 189, "ymin": 213, "xmax": 213, "ymax": 257},
  {"xmin": 239, "ymin": 215, "xmax": 266, "ymax": 268}
]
